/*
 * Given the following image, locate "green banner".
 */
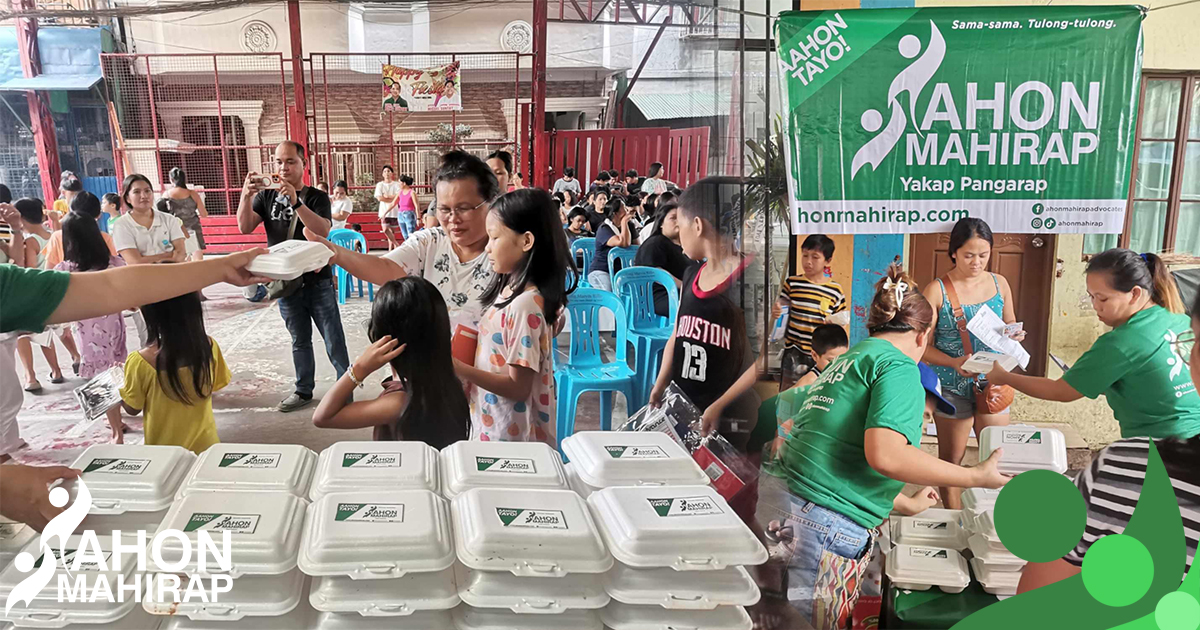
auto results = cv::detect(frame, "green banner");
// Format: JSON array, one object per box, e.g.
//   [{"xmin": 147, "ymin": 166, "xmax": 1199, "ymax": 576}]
[{"xmin": 775, "ymin": 6, "xmax": 1143, "ymax": 234}]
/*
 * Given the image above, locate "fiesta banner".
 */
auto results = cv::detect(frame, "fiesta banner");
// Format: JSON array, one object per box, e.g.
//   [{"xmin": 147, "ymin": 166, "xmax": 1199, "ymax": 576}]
[
  {"xmin": 774, "ymin": 6, "xmax": 1143, "ymax": 234},
  {"xmin": 382, "ymin": 61, "xmax": 462, "ymax": 113}
]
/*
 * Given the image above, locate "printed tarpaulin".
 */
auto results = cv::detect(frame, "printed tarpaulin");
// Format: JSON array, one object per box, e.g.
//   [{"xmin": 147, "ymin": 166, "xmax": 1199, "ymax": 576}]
[
  {"xmin": 774, "ymin": 6, "xmax": 1144, "ymax": 234},
  {"xmin": 381, "ymin": 61, "xmax": 462, "ymax": 113}
]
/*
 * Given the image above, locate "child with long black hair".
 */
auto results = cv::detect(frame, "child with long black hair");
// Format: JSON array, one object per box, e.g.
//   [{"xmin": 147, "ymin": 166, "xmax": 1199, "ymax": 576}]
[
  {"xmin": 312, "ymin": 276, "xmax": 470, "ymax": 449},
  {"xmin": 455, "ymin": 188, "xmax": 575, "ymax": 444},
  {"xmin": 53, "ymin": 200, "xmax": 129, "ymax": 442},
  {"xmin": 119, "ymin": 287, "xmax": 230, "ymax": 454}
]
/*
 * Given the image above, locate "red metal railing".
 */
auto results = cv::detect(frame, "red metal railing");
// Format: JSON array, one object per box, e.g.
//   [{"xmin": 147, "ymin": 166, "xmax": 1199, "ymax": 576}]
[{"xmin": 549, "ymin": 126, "xmax": 710, "ymax": 188}]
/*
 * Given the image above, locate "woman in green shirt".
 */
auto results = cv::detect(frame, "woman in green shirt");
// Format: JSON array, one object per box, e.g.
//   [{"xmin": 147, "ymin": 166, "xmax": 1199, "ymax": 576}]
[
  {"xmin": 988, "ymin": 249, "xmax": 1198, "ymax": 439},
  {"xmin": 758, "ymin": 265, "xmax": 1008, "ymax": 630}
]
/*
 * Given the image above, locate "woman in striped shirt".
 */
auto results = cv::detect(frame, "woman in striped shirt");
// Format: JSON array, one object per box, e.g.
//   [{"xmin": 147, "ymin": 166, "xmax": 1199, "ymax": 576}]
[{"xmin": 1018, "ymin": 290, "xmax": 1199, "ymax": 592}]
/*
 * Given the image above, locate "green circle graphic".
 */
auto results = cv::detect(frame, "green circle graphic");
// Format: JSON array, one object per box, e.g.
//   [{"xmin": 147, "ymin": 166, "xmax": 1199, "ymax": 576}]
[
  {"xmin": 1081, "ymin": 534, "xmax": 1153, "ymax": 607},
  {"xmin": 1156, "ymin": 591, "xmax": 1200, "ymax": 630},
  {"xmin": 1045, "ymin": 217, "xmax": 1058, "ymax": 230},
  {"xmin": 1033, "ymin": 203, "xmax": 1045, "ymax": 215},
  {"xmin": 994, "ymin": 470, "xmax": 1085, "ymax": 562},
  {"xmin": 1031, "ymin": 218, "xmax": 1044, "ymax": 229}
]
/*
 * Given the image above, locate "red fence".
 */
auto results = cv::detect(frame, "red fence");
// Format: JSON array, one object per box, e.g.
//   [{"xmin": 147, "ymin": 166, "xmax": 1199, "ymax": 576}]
[{"xmin": 548, "ymin": 126, "xmax": 709, "ymax": 188}]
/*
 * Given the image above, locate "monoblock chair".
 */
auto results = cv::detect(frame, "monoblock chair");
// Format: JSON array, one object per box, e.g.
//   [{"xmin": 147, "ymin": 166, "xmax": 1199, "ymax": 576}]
[
  {"xmin": 571, "ymin": 238, "xmax": 596, "ymax": 287},
  {"xmin": 613, "ymin": 267, "xmax": 679, "ymax": 409},
  {"xmin": 553, "ymin": 288, "xmax": 636, "ymax": 454},
  {"xmin": 607, "ymin": 246, "xmax": 639, "ymax": 279},
  {"xmin": 328, "ymin": 228, "xmax": 373, "ymax": 303}
]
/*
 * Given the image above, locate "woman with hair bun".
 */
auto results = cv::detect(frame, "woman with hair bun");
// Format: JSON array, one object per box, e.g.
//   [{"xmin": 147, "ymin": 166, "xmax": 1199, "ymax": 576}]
[
  {"xmin": 988, "ymin": 248, "xmax": 1199, "ymax": 439},
  {"xmin": 757, "ymin": 265, "xmax": 1009, "ymax": 630}
]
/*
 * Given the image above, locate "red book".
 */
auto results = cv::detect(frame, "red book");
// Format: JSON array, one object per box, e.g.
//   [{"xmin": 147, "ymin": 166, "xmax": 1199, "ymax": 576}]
[{"xmin": 452, "ymin": 324, "xmax": 479, "ymax": 365}]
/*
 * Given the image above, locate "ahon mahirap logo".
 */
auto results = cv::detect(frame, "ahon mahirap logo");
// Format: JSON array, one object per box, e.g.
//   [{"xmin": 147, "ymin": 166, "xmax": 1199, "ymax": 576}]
[
  {"xmin": 4, "ymin": 480, "xmax": 235, "ymax": 612},
  {"xmin": 850, "ymin": 21, "xmax": 946, "ymax": 180}
]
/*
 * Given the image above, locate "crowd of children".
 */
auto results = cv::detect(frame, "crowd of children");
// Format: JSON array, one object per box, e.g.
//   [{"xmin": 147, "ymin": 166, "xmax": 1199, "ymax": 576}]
[{"xmin": 5, "ymin": 149, "xmax": 1199, "ymax": 630}]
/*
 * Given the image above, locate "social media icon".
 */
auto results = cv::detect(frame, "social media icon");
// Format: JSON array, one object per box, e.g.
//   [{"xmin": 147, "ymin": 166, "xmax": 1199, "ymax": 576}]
[
  {"xmin": 1032, "ymin": 203, "xmax": 1045, "ymax": 215},
  {"xmin": 1031, "ymin": 218, "xmax": 1044, "ymax": 229}
]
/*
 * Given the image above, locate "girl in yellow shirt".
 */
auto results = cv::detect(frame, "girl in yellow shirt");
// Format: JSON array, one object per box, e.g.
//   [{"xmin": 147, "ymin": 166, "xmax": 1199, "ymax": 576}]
[{"xmin": 119, "ymin": 289, "xmax": 230, "ymax": 453}]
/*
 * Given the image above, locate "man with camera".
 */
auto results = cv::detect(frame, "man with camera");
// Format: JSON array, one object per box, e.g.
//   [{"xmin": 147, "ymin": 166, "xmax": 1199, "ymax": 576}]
[{"xmin": 237, "ymin": 141, "xmax": 350, "ymax": 413}]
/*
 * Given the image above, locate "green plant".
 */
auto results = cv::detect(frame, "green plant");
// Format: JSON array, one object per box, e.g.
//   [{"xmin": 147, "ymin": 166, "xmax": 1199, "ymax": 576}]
[
  {"xmin": 427, "ymin": 122, "xmax": 474, "ymax": 147},
  {"xmin": 745, "ymin": 115, "xmax": 792, "ymax": 232},
  {"xmin": 353, "ymin": 171, "xmax": 375, "ymax": 214}
]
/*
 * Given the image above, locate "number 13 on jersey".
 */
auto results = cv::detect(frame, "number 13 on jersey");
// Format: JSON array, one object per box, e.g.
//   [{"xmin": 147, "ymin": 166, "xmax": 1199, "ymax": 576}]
[{"xmin": 680, "ymin": 341, "xmax": 708, "ymax": 382}]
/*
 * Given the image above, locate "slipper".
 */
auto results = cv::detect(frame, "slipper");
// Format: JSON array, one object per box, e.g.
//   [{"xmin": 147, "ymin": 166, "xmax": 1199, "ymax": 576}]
[
  {"xmin": 72, "ymin": 361, "xmax": 81, "ymax": 376},
  {"xmin": 23, "ymin": 383, "xmax": 41, "ymax": 393},
  {"xmin": 49, "ymin": 374, "xmax": 65, "ymax": 385}
]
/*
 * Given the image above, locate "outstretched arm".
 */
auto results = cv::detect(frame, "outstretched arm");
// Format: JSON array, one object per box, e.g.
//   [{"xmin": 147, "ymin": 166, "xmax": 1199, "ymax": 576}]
[{"xmin": 47, "ymin": 248, "xmax": 268, "ymax": 326}]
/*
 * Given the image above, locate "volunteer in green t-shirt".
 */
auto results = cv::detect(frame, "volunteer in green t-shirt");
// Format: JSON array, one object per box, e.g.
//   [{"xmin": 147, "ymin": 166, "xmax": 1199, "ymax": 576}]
[
  {"xmin": 756, "ymin": 266, "xmax": 1008, "ymax": 630},
  {"xmin": 988, "ymin": 249, "xmax": 1199, "ymax": 439}
]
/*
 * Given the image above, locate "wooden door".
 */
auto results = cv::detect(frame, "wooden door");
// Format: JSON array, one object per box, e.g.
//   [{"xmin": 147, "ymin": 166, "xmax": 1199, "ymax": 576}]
[{"xmin": 909, "ymin": 233, "xmax": 1055, "ymax": 377}]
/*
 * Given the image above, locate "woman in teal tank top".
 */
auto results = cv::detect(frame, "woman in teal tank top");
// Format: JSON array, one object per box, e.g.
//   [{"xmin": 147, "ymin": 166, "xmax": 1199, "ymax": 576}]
[{"xmin": 921, "ymin": 218, "xmax": 1023, "ymax": 510}]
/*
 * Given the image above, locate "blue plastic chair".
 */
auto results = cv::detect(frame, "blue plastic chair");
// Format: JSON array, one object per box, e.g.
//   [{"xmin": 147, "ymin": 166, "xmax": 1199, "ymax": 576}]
[
  {"xmin": 614, "ymin": 267, "xmax": 679, "ymax": 410},
  {"xmin": 328, "ymin": 228, "xmax": 374, "ymax": 304},
  {"xmin": 607, "ymin": 246, "xmax": 639, "ymax": 279},
  {"xmin": 571, "ymin": 238, "xmax": 596, "ymax": 287},
  {"xmin": 554, "ymin": 288, "xmax": 637, "ymax": 454}
]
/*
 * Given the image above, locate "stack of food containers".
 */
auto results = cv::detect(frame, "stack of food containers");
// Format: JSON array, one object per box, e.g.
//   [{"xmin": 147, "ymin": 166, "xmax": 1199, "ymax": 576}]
[
  {"xmin": 0, "ymin": 444, "xmax": 196, "ymax": 629},
  {"xmin": 965, "ymin": 425, "xmax": 1066, "ymax": 597},
  {"xmin": 441, "ymin": 441, "xmax": 606, "ymax": 628},
  {"xmin": 147, "ymin": 444, "xmax": 314, "ymax": 626},
  {"xmin": 560, "ymin": 431, "xmax": 710, "ymax": 498},
  {"xmin": 69, "ymin": 444, "xmax": 197, "ymax": 536},
  {"xmin": 589, "ymin": 485, "xmax": 765, "ymax": 630},
  {"xmin": 303, "ymin": 442, "xmax": 454, "ymax": 624},
  {"xmin": 886, "ymin": 508, "xmax": 973, "ymax": 594}
]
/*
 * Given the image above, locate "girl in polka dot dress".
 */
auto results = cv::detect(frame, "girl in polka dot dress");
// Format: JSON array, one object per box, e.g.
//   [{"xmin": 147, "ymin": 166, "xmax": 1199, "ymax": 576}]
[{"xmin": 454, "ymin": 189, "xmax": 575, "ymax": 445}]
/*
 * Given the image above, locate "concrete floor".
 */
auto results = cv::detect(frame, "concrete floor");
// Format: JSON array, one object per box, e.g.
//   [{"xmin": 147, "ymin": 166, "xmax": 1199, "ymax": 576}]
[{"xmin": 10, "ymin": 281, "xmax": 618, "ymax": 467}]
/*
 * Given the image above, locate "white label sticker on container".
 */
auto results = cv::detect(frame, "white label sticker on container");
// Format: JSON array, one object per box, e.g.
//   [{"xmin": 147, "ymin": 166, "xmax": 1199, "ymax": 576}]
[
  {"xmin": 647, "ymin": 496, "xmax": 724, "ymax": 517},
  {"xmin": 604, "ymin": 445, "xmax": 669, "ymax": 459},
  {"xmin": 341, "ymin": 452, "xmax": 402, "ymax": 468},
  {"xmin": 335, "ymin": 503, "xmax": 405, "ymax": 523},
  {"xmin": 0, "ymin": 523, "xmax": 26, "ymax": 540},
  {"xmin": 35, "ymin": 548, "xmax": 112, "ymax": 571},
  {"xmin": 909, "ymin": 547, "xmax": 951, "ymax": 559},
  {"xmin": 1002, "ymin": 430, "xmax": 1042, "ymax": 445},
  {"xmin": 218, "ymin": 452, "xmax": 281, "ymax": 468},
  {"xmin": 184, "ymin": 513, "xmax": 261, "ymax": 534},
  {"xmin": 496, "ymin": 508, "xmax": 567, "ymax": 529},
  {"xmin": 912, "ymin": 520, "xmax": 950, "ymax": 531},
  {"xmin": 82, "ymin": 458, "xmax": 151, "ymax": 475},
  {"xmin": 475, "ymin": 456, "xmax": 537, "ymax": 474}
]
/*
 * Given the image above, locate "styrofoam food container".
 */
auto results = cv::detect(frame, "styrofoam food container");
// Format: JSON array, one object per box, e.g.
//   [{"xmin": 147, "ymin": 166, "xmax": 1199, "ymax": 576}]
[
  {"xmin": 970, "ymin": 557, "xmax": 1020, "ymax": 596},
  {"xmin": 966, "ymin": 534, "xmax": 1025, "ymax": 570},
  {"xmin": 439, "ymin": 441, "xmax": 567, "ymax": 500},
  {"xmin": 452, "ymin": 606, "xmax": 602, "ymax": 630},
  {"xmin": 961, "ymin": 487, "xmax": 1000, "ymax": 514},
  {"xmin": 46, "ymin": 608, "xmax": 162, "ymax": 630},
  {"xmin": 885, "ymin": 544, "xmax": 970, "ymax": 593},
  {"xmin": 602, "ymin": 564, "xmax": 760, "ymax": 609},
  {"xmin": 600, "ymin": 602, "xmax": 753, "ymax": 630},
  {"xmin": 143, "ymin": 570, "xmax": 304, "ymax": 620},
  {"xmin": 245, "ymin": 240, "xmax": 334, "ymax": 281},
  {"xmin": 75, "ymin": 511, "xmax": 167, "ymax": 538},
  {"xmin": 452, "ymin": 488, "xmax": 612, "ymax": 576},
  {"xmin": 313, "ymin": 610, "xmax": 453, "ymax": 630},
  {"xmin": 897, "ymin": 509, "xmax": 967, "ymax": 551},
  {"xmin": 978, "ymin": 425, "xmax": 1068, "ymax": 475},
  {"xmin": 0, "ymin": 521, "xmax": 36, "ymax": 571},
  {"xmin": 299, "ymin": 490, "xmax": 454, "ymax": 579},
  {"xmin": 161, "ymin": 602, "xmax": 312, "ymax": 630},
  {"xmin": 309, "ymin": 567, "xmax": 458, "ymax": 615},
  {"xmin": 454, "ymin": 564, "xmax": 608, "ymax": 613},
  {"xmin": 177, "ymin": 444, "xmax": 316, "ymax": 499},
  {"xmin": 560, "ymin": 431, "xmax": 709, "ymax": 491},
  {"xmin": 310, "ymin": 442, "xmax": 438, "ymax": 500},
  {"xmin": 0, "ymin": 534, "xmax": 139, "ymax": 627},
  {"xmin": 66, "ymin": 445, "xmax": 196, "ymax": 515},
  {"xmin": 588, "ymin": 486, "xmax": 767, "ymax": 571},
  {"xmin": 154, "ymin": 491, "xmax": 306, "ymax": 578}
]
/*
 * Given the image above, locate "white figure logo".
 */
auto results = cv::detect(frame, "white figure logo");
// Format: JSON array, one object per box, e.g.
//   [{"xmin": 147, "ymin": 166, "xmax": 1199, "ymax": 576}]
[
  {"xmin": 4, "ymin": 481, "xmax": 91, "ymax": 614},
  {"xmin": 850, "ymin": 21, "xmax": 946, "ymax": 180},
  {"xmin": 1165, "ymin": 331, "xmax": 1186, "ymax": 383}
]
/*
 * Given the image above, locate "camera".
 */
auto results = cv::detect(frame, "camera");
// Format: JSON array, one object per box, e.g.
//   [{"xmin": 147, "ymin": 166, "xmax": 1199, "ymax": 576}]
[{"xmin": 258, "ymin": 174, "xmax": 282, "ymax": 189}]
